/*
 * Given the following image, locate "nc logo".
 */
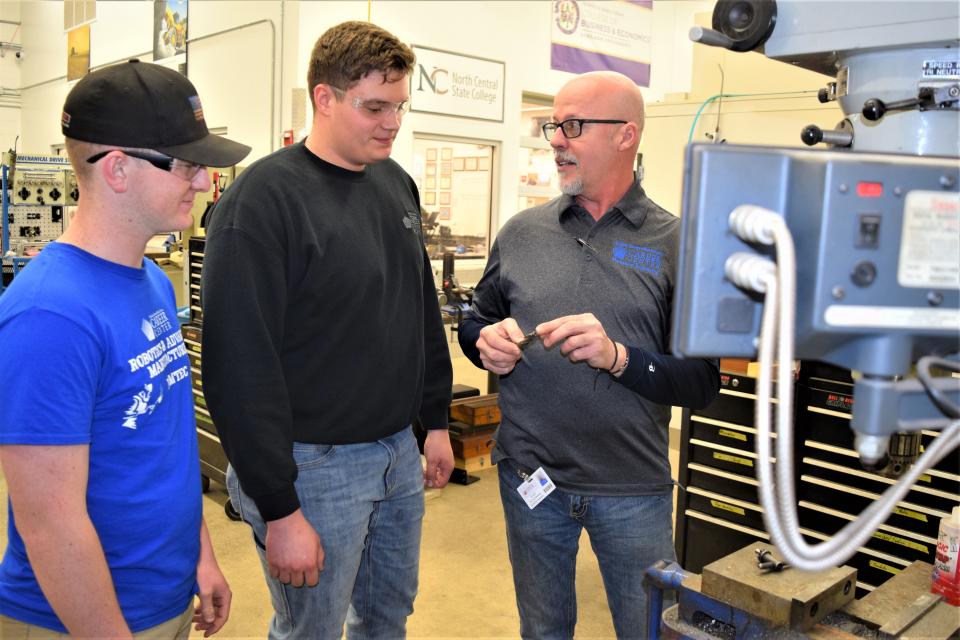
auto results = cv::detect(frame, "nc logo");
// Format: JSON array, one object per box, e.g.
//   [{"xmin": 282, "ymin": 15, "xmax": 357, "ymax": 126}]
[{"xmin": 416, "ymin": 64, "xmax": 448, "ymax": 95}]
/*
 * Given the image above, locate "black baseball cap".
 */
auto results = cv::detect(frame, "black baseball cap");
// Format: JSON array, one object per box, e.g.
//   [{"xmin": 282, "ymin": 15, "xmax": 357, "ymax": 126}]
[{"xmin": 61, "ymin": 59, "xmax": 250, "ymax": 168}]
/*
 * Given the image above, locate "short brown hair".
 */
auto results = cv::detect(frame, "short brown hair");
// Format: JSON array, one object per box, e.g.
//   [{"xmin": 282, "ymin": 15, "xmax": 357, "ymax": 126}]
[
  {"xmin": 64, "ymin": 137, "xmax": 108, "ymax": 182},
  {"xmin": 307, "ymin": 21, "xmax": 414, "ymax": 108}
]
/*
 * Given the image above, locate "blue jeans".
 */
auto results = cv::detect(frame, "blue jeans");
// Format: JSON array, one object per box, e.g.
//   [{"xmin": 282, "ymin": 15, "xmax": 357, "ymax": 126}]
[
  {"xmin": 227, "ymin": 427, "xmax": 425, "ymax": 640},
  {"xmin": 498, "ymin": 460, "xmax": 676, "ymax": 640}
]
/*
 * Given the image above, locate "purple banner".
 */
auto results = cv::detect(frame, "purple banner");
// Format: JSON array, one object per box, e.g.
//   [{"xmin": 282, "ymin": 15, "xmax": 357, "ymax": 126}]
[{"xmin": 551, "ymin": 43, "xmax": 650, "ymax": 87}]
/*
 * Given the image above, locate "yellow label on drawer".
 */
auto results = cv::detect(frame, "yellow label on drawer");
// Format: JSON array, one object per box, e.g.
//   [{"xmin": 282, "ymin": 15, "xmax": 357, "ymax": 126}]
[
  {"xmin": 718, "ymin": 429, "xmax": 747, "ymax": 442},
  {"xmin": 892, "ymin": 507, "xmax": 928, "ymax": 522},
  {"xmin": 872, "ymin": 531, "xmax": 928, "ymax": 554},
  {"xmin": 869, "ymin": 560, "xmax": 901, "ymax": 576},
  {"xmin": 713, "ymin": 452, "xmax": 753, "ymax": 467},
  {"xmin": 710, "ymin": 500, "xmax": 745, "ymax": 516},
  {"xmin": 918, "ymin": 474, "xmax": 931, "ymax": 484}
]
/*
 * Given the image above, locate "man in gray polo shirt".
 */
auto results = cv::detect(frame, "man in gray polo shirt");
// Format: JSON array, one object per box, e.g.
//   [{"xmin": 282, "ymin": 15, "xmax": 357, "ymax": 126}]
[{"xmin": 458, "ymin": 71, "xmax": 719, "ymax": 638}]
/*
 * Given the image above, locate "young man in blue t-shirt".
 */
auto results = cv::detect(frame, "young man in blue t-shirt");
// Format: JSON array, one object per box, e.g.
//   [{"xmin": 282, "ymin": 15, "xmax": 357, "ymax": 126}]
[{"xmin": 0, "ymin": 60, "xmax": 249, "ymax": 638}]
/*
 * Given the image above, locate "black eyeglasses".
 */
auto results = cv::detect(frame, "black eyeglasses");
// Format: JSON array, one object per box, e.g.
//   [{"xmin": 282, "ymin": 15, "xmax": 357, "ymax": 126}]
[
  {"xmin": 542, "ymin": 118, "xmax": 627, "ymax": 141},
  {"xmin": 86, "ymin": 149, "xmax": 204, "ymax": 181}
]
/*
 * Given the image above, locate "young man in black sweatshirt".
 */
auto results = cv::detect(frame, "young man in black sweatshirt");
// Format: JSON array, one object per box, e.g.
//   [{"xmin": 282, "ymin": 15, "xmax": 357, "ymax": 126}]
[{"xmin": 201, "ymin": 21, "xmax": 453, "ymax": 640}]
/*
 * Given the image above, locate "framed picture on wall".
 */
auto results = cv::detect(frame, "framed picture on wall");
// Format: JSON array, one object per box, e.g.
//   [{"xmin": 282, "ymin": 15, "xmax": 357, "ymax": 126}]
[
  {"xmin": 66, "ymin": 24, "xmax": 91, "ymax": 81},
  {"xmin": 440, "ymin": 177, "xmax": 451, "ymax": 189},
  {"xmin": 426, "ymin": 148, "xmax": 437, "ymax": 160},
  {"xmin": 426, "ymin": 163, "xmax": 436, "ymax": 176},
  {"xmin": 441, "ymin": 148, "xmax": 453, "ymax": 160},
  {"xmin": 453, "ymin": 157, "xmax": 465, "ymax": 171},
  {"xmin": 478, "ymin": 156, "xmax": 491, "ymax": 171},
  {"xmin": 438, "ymin": 207, "xmax": 451, "ymax": 220},
  {"xmin": 425, "ymin": 192, "xmax": 436, "ymax": 205},
  {"xmin": 439, "ymin": 191, "xmax": 451, "ymax": 205},
  {"xmin": 465, "ymin": 157, "xmax": 478, "ymax": 171},
  {"xmin": 425, "ymin": 176, "xmax": 436, "ymax": 189},
  {"xmin": 440, "ymin": 162, "xmax": 452, "ymax": 176},
  {"xmin": 153, "ymin": 0, "xmax": 189, "ymax": 75}
]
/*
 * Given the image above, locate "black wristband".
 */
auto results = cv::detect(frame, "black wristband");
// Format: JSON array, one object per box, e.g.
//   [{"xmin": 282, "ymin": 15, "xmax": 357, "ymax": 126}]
[{"xmin": 606, "ymin": 338, "xmax": 619, "ymax": 372}]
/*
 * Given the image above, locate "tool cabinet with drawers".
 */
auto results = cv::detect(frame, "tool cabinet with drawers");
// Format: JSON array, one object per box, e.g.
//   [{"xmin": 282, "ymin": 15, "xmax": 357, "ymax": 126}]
[
  {"xmin": 675, "ymin": 371, "xmax": 787, "ymax": 579},
  {"xmin": 675, "ymin": 363, "xmax": 960, "ymax": 600},
  {"xmin": 182, "ymin": 237, "xmax": 240, "ymax": 519}
]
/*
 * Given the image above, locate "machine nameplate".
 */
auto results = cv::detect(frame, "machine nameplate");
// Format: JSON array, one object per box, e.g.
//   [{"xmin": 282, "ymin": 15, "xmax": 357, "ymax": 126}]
[
  {"xmin": 824, "ymin": 306, "xmax": 959, "ymax": 330},
  {"xmin": 899, "ymin": 191, "xmax": 959, "ymax": 288}
]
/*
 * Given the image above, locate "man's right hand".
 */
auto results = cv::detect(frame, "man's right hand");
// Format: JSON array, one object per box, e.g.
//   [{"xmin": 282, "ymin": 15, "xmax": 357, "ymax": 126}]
[
  {"xmin": 477, "ymin": 318, "xmax": 526, "ymax": 375},
  {"xmin": 264, "ymin": 509, "xmax": 324, "ymax": 588}
]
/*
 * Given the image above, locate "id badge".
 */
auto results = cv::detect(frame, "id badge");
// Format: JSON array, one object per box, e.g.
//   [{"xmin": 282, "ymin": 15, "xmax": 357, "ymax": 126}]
[{"xmin": 516, "ymin": 466, "xmax": 556, "ymax": 509}]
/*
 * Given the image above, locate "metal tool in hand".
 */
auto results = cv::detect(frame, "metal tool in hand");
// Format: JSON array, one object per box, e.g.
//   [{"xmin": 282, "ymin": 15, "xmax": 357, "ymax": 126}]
[
  {"xmin": 755, "ymin": 547, "xmax": 790, "ymax": 572},
  {"xmin": 514, "ymin": 329, "xmax": 540, "ymax": 350}
]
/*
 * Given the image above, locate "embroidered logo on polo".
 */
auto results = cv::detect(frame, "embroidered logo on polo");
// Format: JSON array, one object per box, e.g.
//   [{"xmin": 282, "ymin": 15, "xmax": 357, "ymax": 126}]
[
  {"xmin": 402, "ymin": 211, "xmax": 422, "ymax": 236},
  {"xmin": 612, "ymin": 242, "xmax": 662, "ymax": 275}
]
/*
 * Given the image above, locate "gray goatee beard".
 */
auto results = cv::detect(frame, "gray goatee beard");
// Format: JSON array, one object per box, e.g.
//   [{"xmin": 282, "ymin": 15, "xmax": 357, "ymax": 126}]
[
  {"xmin": 560, "ymin": 179, "xmax": 583, "ymax": 196},
  {"xmin": 555, "ymin": 151, "xmax": 581, "ymax": 195}
]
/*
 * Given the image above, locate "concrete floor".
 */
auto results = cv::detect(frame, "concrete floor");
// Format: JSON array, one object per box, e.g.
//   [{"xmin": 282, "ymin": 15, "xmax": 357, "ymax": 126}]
[
  {"xmin": 0, "ymin": 336, "xmax": 681, "ymax": 638},
  {"xmin": 195, "ymin": 468, "xmax": 623, "ymax": 639}
]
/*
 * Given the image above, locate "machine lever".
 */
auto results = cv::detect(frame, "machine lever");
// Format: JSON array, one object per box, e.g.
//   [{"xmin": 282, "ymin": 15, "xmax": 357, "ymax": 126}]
[
  {"xmin": 801, "ymin": 124, "xmax": 854, "ymax": 148},
  {"xmin": 862, "ymin": 88, "xmax": 937, "ymax": 121}
]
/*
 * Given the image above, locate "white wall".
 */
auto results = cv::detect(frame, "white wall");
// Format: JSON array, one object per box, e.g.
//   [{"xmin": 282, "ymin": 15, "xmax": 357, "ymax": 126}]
[
  {"xmin": 0, "ymin": 1, "xmax": 23, "ymax": 153},
  {"xmin": 14, "ymin": 0, "xmax": 285, "ymax": 161},
  {"xmin": 10, "ymin": 0, "xmax": 711, "ymax": 223}
]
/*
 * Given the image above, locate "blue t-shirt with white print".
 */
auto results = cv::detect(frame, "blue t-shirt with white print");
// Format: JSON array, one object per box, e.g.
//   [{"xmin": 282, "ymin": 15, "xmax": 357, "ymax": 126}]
[{"xmin": 0, "ymin": 242, "xmax": 200, "ymax": 633}]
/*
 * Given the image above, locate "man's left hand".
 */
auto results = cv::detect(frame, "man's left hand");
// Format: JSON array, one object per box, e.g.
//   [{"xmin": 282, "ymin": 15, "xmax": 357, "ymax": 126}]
[
  {"xmin": 537, "ymin": 313, "xmax": 617, "ymax": 370},
  {"xmin": 423, "ymin": 429, "xmax": 454, "ymax": 488},
  {"xmin": 194, "ymin": 545, "xmax": 231, "ymax": 636}
]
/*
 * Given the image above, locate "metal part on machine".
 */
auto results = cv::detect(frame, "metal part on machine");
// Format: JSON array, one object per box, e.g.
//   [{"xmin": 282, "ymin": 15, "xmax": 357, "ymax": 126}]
[
  {"xmin": 754, "ymin": 547, "xmax": 790, "ymax": 572},
  {"xmin": 650, "ymin": 551, "xmax": 960, "ymax": 639},
  {"xmin": 800, "ymin": 122, "xmax": 853, "ymax": 148},
  {"xmin": 691, "ymin": 1, "xmax": 960, "ymax": 157},
  {"xmin": 858, "ymin": 431, "xmax": 924, "ymax": 478},
  {"xmin": 693, "ymin": 0, "xmax": 778, "ymax": 53},
  {"xmin": 673, "ymin": 145, "xmax": 959, "ymax": 379},
  {"xmin": 700, "ymin": 544, "xmax": 856, "ymax": 632},
  {"xmin": 862, "ymin": 83, "xmax": 960, "ymax": 122}
]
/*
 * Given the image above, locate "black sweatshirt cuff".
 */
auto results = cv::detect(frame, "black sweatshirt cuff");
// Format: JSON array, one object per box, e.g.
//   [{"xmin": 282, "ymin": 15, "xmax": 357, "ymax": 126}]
[{"xmin": 252, "ymin": 487, "xmax": 302, "ymax": 522}]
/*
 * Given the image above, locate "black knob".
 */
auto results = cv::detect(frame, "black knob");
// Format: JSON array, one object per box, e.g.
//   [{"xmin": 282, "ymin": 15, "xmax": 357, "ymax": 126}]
[
  {"xmin": 49, "ymin": 188, "xmax": 61, "ymax": 201},
  {"xmin": 71, "ymin": 188, "xmax": 80, "ymax": 202},
  {"xmin": 817, "ymin": 88, "xmax": 830, "ymax": 103},
  {"xmin": 863, "ymin": 98, "xmax": 887, "ymax": 122},
  {"xmin": 851, "ymin": 261, "xmax": 877, "ymax": 287},
  {"xmin": 17, "ymin": 187, "xmax": 29, "ymax": 200},
  {"xmin": 862, "ymin": 98, "xmax": 886, "ymax": 121},
  {"xmin": 801, "ymin": 125, "xmax": 823, "ymax": 146}
]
